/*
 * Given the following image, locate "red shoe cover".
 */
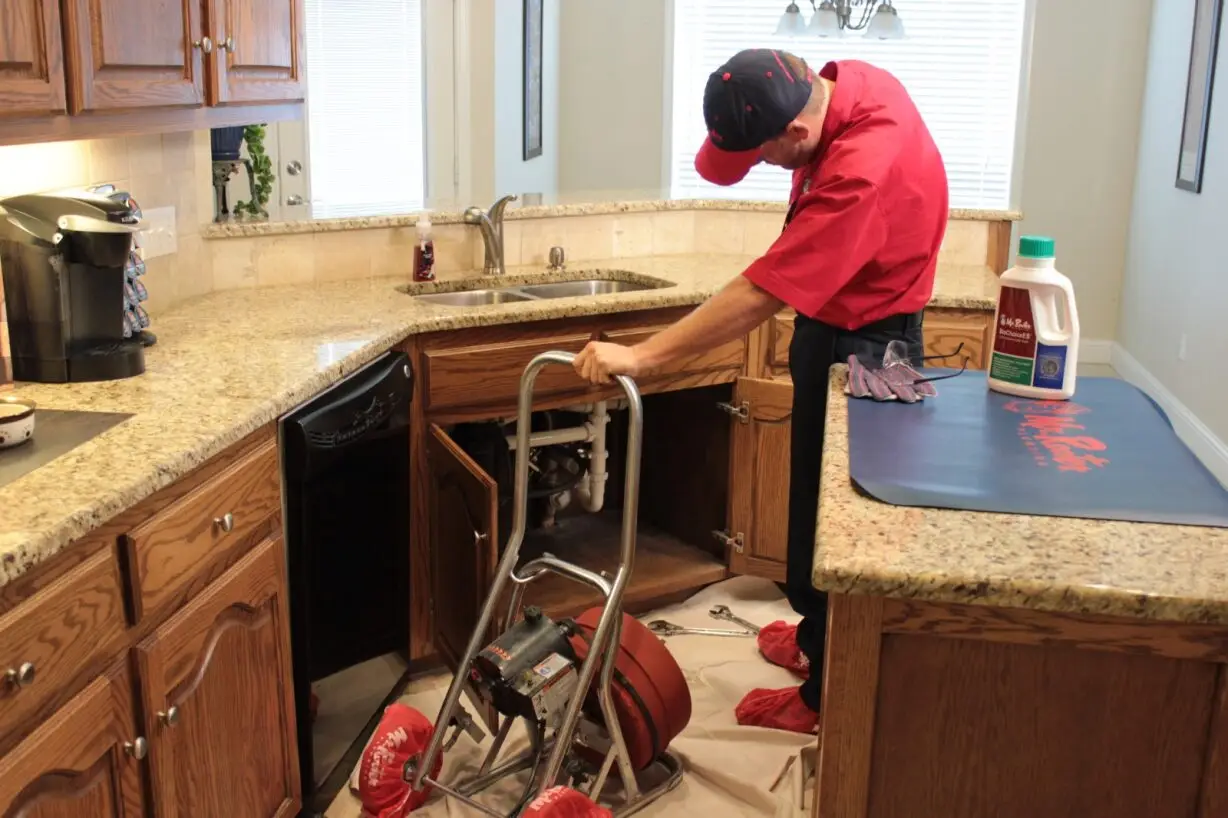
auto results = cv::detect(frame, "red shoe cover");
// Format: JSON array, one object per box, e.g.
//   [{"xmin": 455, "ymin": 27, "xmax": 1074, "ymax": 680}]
[
  {"xmin": 735, "ymin": 687, "xmax": 820, "ymax": 734},
  {"xmin": 358, "ymin": 703, "xmax": 443, "ymax": 817},
  {"xmin": 522, "ymin": 786, "xmax": 614, "ymax": 817},
  {"xmin": 757, "ymin": 621, "xmax": 811, "ymax": 678}
]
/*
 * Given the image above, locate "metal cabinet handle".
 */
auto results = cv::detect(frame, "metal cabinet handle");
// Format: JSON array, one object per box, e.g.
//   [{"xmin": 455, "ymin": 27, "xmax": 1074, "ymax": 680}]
[
  {"xmin": 213, "ymin": 512, "xmax": 235, "ymax": 533},
  {"xmin": 158, "ymin": 706, "xmax": 180, "ymax": 727},
  {"xmin": 285, "ymin": 194, "xmax": 304, "ymax": 206},
  {"xmin": 193, "ymin": 37, "xmax": 214, "ymax": 54},
  {"xmin": 286, "ymin": 160, "xmax": 303, "ymax": 176},
  {"xmin": 219, "ymin": 36, "xmax": 235, "ymax": 51},
  {"xmin": 5, "ymin": 662, "xmax": 35, "ymax": 688},
  {"xmin": 124, "ymin": 737, "xmax": 148, "ymax": 760}
]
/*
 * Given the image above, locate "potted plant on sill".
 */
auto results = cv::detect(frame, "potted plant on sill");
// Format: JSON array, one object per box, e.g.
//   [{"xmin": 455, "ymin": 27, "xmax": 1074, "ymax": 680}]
[{"xmin": 209, "ymin": 124, "xmax": 275, "ymax": 222}]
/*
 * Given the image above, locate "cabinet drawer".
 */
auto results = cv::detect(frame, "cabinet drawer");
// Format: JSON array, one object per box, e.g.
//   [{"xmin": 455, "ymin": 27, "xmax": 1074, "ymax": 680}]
[
  {"xmin": 0, "ymin": 547, "xmax": 127, "ymax": 742},
  {"xmin": 768, "ymin": 311, "xmax": 796, "ymax": 369},
  {"xmin": 923, "ymin": 311, "xmax": 992, "ymax": 370},
  {"xmin": 601, "ymin": 325, "xmax": 745, "ymax": 385},
  {"xmin": 125, "ymin": 438, "xmax": 280, "ymax": 621},
  {"xmin": 424, "ymin": 333, "xmax": 593, "ymax": 414}
]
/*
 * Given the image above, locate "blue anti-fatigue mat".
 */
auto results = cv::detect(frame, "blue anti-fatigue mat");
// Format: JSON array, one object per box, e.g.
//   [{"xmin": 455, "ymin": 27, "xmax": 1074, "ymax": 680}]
[{"xmin": 847, "ymin": 372, "xmax": 1228, "ymax": 527}]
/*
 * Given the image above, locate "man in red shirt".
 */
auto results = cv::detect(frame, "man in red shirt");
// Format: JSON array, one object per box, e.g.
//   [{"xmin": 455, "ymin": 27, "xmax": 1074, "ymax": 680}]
[{"xmin": 573, "ymin": 49, "xmax": 949, "ymax": 733}]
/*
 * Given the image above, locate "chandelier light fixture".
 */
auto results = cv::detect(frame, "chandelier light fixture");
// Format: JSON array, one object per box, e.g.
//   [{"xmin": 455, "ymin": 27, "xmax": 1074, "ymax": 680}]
[{"xmin": 775, "ymin": 0, "xmax": 906, "ymax": 40}]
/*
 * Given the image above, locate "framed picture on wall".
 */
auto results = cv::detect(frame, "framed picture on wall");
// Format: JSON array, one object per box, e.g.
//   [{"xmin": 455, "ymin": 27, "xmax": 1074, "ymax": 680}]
[
  {"xmin": 1177, "ymin": 0, "xmax": 1224, "ymax": 192},
  {"xmin": 523, "ymin": 0, "xmax": 544, "ymax": 161}
]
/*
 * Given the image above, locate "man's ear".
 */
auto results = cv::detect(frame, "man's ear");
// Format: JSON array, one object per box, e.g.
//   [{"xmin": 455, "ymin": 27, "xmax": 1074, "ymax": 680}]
[{"xmin": 784, "ymin": 120, "xmax": 810, "ymax": 142}]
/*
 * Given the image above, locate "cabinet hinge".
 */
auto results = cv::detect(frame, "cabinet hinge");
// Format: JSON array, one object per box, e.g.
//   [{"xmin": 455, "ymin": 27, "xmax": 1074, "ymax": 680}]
[
  {"xmin": 717, "ymin": 400, "xmax": 750, "ymax": 423},
  {"xmin": 712, "ymin": 530, "xmax": 745, "ymax": 554}
]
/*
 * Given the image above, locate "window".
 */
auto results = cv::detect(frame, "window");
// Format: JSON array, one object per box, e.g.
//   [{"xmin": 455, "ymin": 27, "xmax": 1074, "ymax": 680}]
[
  {"xmin": 669, "ymin": 0, "xmax": 1027, "ymax": 209},
  {"xmin": 304, "ymin": 0, "xmax": 426, "ymax": 219}
]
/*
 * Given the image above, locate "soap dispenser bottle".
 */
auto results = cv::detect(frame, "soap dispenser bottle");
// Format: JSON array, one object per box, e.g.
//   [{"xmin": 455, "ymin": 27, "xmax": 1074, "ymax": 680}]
[{"xmin": 413, "ymin": 212, "xmax": 436, "ymax": 282}]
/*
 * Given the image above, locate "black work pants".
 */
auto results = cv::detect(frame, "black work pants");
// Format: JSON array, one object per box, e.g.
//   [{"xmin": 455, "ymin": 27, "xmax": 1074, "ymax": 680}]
[{"xmin": 787, "ymin": 310, "xmax": 924, "ymax": 712}]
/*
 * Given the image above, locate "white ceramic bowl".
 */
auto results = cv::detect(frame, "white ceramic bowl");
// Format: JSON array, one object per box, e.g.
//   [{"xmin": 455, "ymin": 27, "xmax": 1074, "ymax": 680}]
[{"xmin": 0, "ymin": 396, "xmax": 36, "ymax": 449}]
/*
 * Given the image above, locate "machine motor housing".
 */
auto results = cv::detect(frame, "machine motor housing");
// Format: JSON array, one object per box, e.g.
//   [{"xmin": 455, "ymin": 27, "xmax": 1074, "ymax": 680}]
[{"xmin": 473, "ymin": 607, "xmax": 580, "ymax": 732}]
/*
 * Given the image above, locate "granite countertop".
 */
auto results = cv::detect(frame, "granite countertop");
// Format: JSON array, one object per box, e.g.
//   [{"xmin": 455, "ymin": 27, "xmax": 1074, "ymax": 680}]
[
  {"xmin": 0, "ymin": 254, "xmax": 996, "ymax": 587},
  {"xmin": 202, "ymin": 198, "xmax": 1023, "ymax": 239},
  {"xmin": 813, "ymin": 366, "xmax": 1228, "ymax": 624}
]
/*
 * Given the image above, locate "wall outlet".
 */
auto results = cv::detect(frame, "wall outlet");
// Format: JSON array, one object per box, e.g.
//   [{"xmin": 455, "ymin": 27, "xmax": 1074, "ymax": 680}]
[
  {"xmin": 1178, "ymin": 333, "xmax": 1188, "ymax": 362},
  {"xmin": 139, "ymin": 206, "xmax": 177, "ymax": 260}
]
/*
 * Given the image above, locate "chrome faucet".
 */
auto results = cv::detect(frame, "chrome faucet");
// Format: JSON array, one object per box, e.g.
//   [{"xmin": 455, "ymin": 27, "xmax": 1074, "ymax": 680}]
[{"xmin": 463, "ymin": 194, "xmax": 518, "ymax": 275}]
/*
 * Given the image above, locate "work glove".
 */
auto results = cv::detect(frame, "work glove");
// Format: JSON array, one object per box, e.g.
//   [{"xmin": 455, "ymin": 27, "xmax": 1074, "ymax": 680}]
[{"xmin": 845, "ymin": 340, "xmax": 938, "ymax": 404}]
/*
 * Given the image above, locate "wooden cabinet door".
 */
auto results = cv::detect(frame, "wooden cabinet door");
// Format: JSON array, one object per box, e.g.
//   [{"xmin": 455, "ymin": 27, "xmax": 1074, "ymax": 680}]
[
  {"xmin": 427, "ymin": 423, "xmax": 500, "ymax": 730},
  {"xmin": 0, "ymin": 0, "xmax": 67, "ymax": 118},
  {"xmin": 923, "ymin": 308, "xmax": 992, "ymax": 370},
  {"xmin": 61, "ymin": 0, "xmax": 205, "ymax": 114},
  {"xmin": 135, "ymin": 537, "xmax": 300, "ymax": 818},
  {"xmin": 0, "ymin": 664, "xmax": 144, "ymax": 818},
  {"xmin": 206, "ymin": 0, "xmax": 305, "ymax": 105},
  {"xmin": 726, "ymin": 377, "xmax": 793, "ymax": 582}
]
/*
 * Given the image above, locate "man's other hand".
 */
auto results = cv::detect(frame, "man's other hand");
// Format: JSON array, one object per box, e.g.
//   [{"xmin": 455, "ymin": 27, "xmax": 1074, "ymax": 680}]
[{"xmin": 573, "ymin": 341, "xmax": 643, "ymax": 385}]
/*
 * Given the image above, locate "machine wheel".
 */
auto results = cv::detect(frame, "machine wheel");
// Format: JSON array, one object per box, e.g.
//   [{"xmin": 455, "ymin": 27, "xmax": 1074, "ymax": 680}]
[
  {"xmin": 357, "ymin": 703, "xmax": 444, "ymax": 816},
  {"xmin": 568, "ymin": 608, "xmax": 693, "ymax": 770},
  {"xmin": 522, "ymin": 786, "xmax": 613, "ymax": 817}
]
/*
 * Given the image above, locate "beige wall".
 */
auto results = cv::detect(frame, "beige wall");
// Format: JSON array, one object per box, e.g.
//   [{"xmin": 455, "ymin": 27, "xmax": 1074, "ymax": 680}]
[
  {"xmin": 1118, "ymin": 1, "xmax": 1228, "ymax": 446},
  {"xmin": 0, "ymin": 134, "xmax": 214, "ymax": 317},
  {"xmin": 1014, "ymin": 0, "xmax": 1154, "ymax": 343},
  {"xmin": 557, "ymin": 0, "xmax": 671, "ymax": 199}
]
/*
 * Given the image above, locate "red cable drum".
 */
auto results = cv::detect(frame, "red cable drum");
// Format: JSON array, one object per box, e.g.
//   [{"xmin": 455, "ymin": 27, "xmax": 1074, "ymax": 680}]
[{"xmin": 568, "ymin": 608, "xmax": 692, "ymax": 771}]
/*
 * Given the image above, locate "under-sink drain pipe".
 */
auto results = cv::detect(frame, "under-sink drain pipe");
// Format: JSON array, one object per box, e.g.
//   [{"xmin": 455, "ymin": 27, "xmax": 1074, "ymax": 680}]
[{"xmin": 504, "ymin": 401, "xmax": 610, "ymax": 512}]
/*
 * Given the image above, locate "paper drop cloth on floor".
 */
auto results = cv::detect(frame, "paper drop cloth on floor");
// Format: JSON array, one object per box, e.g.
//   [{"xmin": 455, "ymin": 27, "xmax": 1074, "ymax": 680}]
[{"xmin": 327, "ymin": 577, "xmax": 816, "ymax": 818}]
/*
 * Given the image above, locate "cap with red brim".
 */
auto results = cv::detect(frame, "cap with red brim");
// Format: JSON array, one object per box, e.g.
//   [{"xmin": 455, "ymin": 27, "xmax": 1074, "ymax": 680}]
[{"xmin": 694, "ymin": 140, "xmax": 762, "ymax": 187}]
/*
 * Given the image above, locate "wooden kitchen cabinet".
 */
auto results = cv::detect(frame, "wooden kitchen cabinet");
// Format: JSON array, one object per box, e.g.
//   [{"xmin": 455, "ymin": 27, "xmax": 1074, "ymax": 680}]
[
  {"xmin": 207, "ymin": 0, "xmax": 305, "ymax": 105},
  {"xmin": 726, "ymin": 377, "xmax": 793, "ymax": 582},
  {"xmin": 61, "ymin": 0, "xmax": 206, "ymax": 114},
  {"xmin": 0, "ymin": 0, "xmax": 68, "ymax": 119},
  {"xmin": 135, "ymin": 535, "xmax": 300, "ymax": 818},
  {"xmin": 0, "ymin": 663, "xmax": 145, "ymax": 818},
  {"xmin": 922, "ymin": 307, "xmax": 993, "ymax": 369},
  {"xmin": 0, "ymin": 0, "xmax": 304, "ymax": 146}
]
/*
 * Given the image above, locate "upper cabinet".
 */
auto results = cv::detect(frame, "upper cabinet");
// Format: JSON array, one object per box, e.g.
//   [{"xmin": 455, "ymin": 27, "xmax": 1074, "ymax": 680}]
[
  {"xmin": 0, "ymin": 0, "xmax": 305, "ymax": 146},
  {"xmin": 0, "ymin": 0, "xmax": 68, "ymax": 118},
  {"xmin": 207, "ymin": 0, "xmax": 305, "ymax": 104},
  {"xmin": 61, "ymin": 0, "xmax": 206, "ymax": 113}
]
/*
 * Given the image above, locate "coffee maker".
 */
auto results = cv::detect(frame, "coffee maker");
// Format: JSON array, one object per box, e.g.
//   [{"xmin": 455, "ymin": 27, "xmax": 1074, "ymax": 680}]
[{"xmin": 0, "ymin": 189, "xmax": 145, "ymax": 383}]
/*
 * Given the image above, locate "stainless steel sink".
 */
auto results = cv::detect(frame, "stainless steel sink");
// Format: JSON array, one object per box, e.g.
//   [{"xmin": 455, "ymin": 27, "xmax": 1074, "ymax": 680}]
[
  {"xmin": 414, "ymin": 289, "xmax": 534, "ymax": 307},
  {"xmin": 514, "ymin": 279, "xmax": 656, "ymax": 299},
  {"xmin": 406, "ymin": 272, "xmax": 672, "ymax": 307}
]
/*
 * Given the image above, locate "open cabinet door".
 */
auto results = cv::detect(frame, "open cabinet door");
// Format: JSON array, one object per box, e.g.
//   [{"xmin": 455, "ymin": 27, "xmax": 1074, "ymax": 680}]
[
  {"xmin": 426, "ymin": 424, "xmax": 499, "ymax": 729},
  {"xmin": 725, "ymin": 377, "xmax": 793, "ymax": 582}
]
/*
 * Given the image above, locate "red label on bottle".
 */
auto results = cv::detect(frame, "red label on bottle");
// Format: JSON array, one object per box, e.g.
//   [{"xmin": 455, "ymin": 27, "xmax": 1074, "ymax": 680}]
[{"xmin": 992, "ymin": 286, "xmax": 1037, "ymax": 356}]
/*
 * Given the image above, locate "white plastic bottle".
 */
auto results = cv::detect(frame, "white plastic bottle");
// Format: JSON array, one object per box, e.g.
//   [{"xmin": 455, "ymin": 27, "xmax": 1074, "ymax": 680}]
[{"xmin": 986, "ymin": 235, "xmax": 1081, "ymax": 400}]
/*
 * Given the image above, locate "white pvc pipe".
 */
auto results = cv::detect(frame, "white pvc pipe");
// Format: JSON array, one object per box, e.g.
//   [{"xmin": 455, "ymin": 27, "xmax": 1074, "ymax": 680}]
[
  {"xmin": 576, "ymin": 402, "xmax": 609, "ymax": 513},
  {"xmin": 503, "ymin": 402, "xmax": 611, "ymax": 513}
]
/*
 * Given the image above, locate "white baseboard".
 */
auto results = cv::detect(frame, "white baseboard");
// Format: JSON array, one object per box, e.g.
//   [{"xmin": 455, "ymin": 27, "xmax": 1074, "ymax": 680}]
[
  {"xmin": 1079, "ymin": 339, "xmax": 1114, "ymax": 364},
  {"xmin": 1111, "ymin": 343, "xmax": 1228, "ymax": 488}
]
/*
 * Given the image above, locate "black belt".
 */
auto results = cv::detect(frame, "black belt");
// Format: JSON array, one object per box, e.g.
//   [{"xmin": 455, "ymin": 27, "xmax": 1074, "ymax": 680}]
[{"xmin": 797, "ymin": 309, "xmax": 923, "ymax": 336}]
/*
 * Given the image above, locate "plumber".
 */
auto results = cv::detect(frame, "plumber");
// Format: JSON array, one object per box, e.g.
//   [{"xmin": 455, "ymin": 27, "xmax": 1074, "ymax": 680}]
[{"xmin": 572, "ymin": 49, "xmax": 949, "ymax": 734}]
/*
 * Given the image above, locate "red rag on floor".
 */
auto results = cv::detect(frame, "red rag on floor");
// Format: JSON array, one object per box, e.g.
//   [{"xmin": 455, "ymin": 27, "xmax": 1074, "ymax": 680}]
[
  {"xmin": 357, "ymin": 703, "xmax": 443, "ymax": 818},
  {"xmin": 521, "ymin": 786, "xmax": 614, "ymax": 817},
  {"xmin": 735, "ymin": 686, "xmax": 820, "ymax": 734},
  {"xmin": 757, "ymin": 620, "xmax": 811, "ymax": 678}
]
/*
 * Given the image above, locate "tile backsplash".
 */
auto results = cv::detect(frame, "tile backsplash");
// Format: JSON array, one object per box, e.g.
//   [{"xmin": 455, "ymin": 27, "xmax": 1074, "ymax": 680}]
[{"xmin": 0, "ymin": 133, "xmax": 214, "ymax": 317}]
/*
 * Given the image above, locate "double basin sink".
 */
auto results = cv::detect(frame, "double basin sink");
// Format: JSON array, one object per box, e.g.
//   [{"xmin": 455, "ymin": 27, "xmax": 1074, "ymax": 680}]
[{"xmin": 405, "ymin": 272, "xmax": 673, "ymax": 307}]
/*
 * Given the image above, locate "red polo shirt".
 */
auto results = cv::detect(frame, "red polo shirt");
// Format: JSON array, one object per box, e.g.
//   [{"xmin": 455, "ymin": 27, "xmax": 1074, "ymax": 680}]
[{"xmin": 741, "ymin": 60, "xmax": 949, "ymax": 330}]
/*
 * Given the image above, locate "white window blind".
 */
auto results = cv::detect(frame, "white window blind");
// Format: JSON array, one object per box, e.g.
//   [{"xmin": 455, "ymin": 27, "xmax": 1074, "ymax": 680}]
[
  {"xmin": 305, "ymin": 0, "xmax": 426, "ymax": 219},
  {"xmin": 669, "ymin": 0, "xmax": 1027, "ymax": 209}
]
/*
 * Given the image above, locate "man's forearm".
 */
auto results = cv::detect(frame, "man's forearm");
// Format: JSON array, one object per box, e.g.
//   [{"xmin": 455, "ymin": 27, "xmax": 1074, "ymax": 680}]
[{"xmin": 633, "ymin": 275, "xmax": 785, "ymax": 370}]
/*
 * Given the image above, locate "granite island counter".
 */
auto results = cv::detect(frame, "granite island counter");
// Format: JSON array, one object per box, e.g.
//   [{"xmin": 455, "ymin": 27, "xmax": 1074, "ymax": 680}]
[{"xmin": 810, "ymin": 365, "xmax": 1228, "ymax": 818}]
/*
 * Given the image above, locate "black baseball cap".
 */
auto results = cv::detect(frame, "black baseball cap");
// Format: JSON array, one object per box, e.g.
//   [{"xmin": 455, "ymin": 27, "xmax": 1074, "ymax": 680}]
[{"xmin": 695, "ymin": 49, "xmax": 813, "ymax": 186}]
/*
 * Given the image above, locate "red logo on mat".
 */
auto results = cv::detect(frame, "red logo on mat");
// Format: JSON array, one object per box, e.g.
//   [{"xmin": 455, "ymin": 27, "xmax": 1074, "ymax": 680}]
[{"xmin": 1003, "ymin": 400, "xmax": 1108, "ymax": 473}]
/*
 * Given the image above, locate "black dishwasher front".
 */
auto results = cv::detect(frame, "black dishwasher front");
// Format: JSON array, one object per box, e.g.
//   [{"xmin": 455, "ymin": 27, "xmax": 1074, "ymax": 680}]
[{"xmin": 280, "ymin": 349, "xmax": 412, "ymax": 803}]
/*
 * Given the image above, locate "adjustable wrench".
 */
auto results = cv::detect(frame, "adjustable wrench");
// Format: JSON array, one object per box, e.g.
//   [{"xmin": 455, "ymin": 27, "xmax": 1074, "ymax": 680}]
[
  {"xmin": 647, "ymin": 620, "xmax": 754, "ymax": 638},
  {"xmin": 709, "ymin": 605, "xmax": 762, "ymax": 635}
]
